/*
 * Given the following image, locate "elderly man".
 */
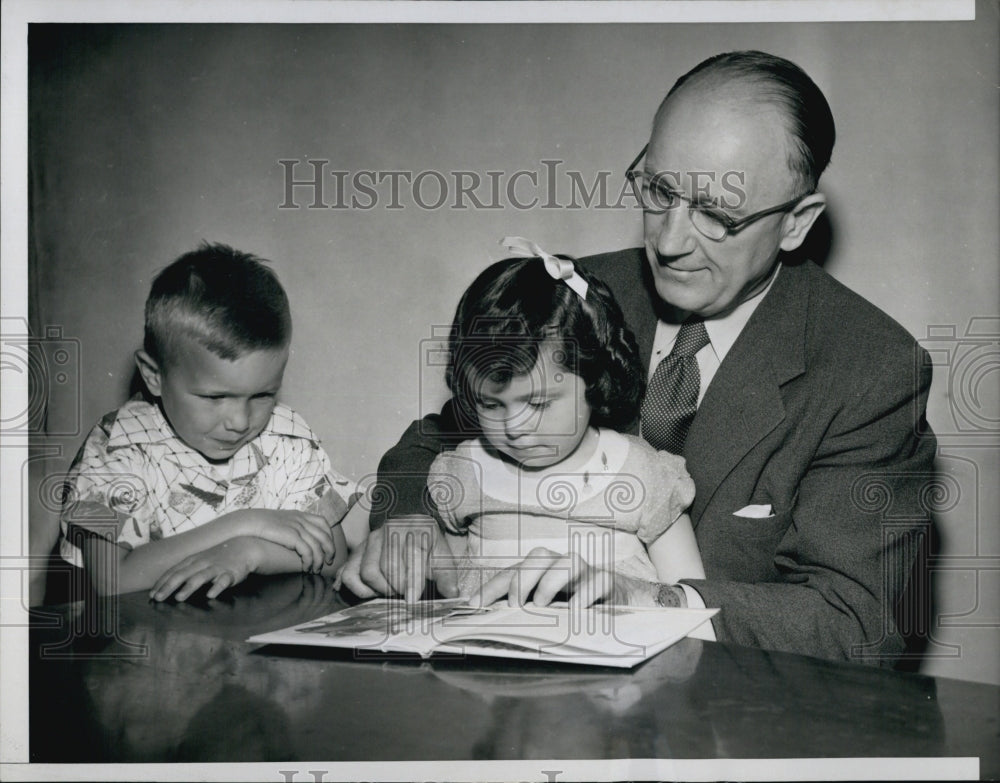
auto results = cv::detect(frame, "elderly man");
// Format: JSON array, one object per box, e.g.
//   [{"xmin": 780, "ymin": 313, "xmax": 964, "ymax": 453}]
[{"xmin": 342, "ymin": 50, "xmax": 936, "ymax": 666}]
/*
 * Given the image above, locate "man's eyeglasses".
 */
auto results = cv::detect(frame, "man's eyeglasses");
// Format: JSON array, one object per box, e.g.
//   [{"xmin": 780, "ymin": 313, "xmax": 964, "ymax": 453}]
[{"xmin": 625, "ymin": 144, "xmax": 812, "ymax": 242}]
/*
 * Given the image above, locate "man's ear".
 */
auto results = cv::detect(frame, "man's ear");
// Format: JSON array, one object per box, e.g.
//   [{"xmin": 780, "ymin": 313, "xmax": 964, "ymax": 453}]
[
  {"xmin": 779, "ymin": 193, "xmax": 826, "ymax": 252},
  {"xmin": 134, "ymin": 350, "xmax": 163, "ymax": 397}
]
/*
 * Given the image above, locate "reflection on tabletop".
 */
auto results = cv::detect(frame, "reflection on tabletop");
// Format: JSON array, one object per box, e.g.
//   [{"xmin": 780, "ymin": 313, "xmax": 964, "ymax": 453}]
[
  {"xmin": 34, "ymin": 575, "xmax": 340, "ymax": 762},
  {"xmin": 429, "ymin": 636, "xmax": 703, "ymax": 759},
  {"xmin": 29, "ymin": 573, "xmax": 969, "ymax": 765}
]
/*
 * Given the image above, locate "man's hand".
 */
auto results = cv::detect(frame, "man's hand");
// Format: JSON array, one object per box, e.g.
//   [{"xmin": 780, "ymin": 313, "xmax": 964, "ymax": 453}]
[
  {"xmin": 468, "ymin": 547, "xmax": 688, "ymax": 609},
  {"xmin": 150, "ymin": 536, "xmax": 263, "ymax": 602},
  {"xmin": 336, "ymin": 516, "xmax": 459, "ymax": 603},
  {"xmin": 229, "ymin": 508, "xmax": 336, "ymax": 573}
]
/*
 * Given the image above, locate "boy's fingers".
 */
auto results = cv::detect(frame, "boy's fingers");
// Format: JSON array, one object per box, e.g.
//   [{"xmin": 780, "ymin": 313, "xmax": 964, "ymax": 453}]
[
  {"xmin": 293, "ymin": 515, "xmax": 328, "ymax": 570},
  {"xmin": 257, "ymin": 524, "xmax": 314, "ymax": 566},
  {"xmin": 276, "ymin": 515, "xmax": 323, "ymax": 572},
  {"xmin": 151, "ymin": 563, "xmax": 189, "ymax": 601},
  {"xmin": 152, "ymin": 556, "xmax": 215, "ymax": 602},
  {"xmin": 174, "ymin": 565, "xmax": 218, "ymax": 602},
  {"xmin": 206, "ymin": 571, "xmax": 235, "ymax": 600},
  {"xmin": 154, "ymin": 569, "xmax": 195, "ymax": 602},
  {"xmin": 294, "ymin": 524, "xmax": 329, "ymax": 572},
  {"xmin": 253, "ymin": 513, "xmax": 326, "ymax": 569},
  {"xmin": 299, "ymin": 513, "xmax": 337, "ymax": 560}
]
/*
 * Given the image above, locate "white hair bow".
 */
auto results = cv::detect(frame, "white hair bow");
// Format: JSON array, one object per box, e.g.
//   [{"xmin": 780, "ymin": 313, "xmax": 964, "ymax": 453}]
[{"xmin": 500, "ymin": 236, "xmax": 589, "ymax": 300}]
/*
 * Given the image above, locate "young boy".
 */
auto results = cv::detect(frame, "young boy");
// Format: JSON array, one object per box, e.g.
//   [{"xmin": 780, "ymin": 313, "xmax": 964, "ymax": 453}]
[{"xmin": 59, "ymin": 243, "xmax": 355, "ymax": 601}]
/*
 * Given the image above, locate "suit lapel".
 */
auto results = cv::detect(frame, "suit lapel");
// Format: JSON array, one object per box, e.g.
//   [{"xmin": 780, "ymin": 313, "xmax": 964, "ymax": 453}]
[{"xmin": 685, "ymin": 262, "xmax": 810, "ymax": 522}]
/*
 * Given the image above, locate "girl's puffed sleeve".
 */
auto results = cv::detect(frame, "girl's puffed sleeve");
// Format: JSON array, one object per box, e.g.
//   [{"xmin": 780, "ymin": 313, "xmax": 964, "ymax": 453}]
[{"xmin": 635, "ymin": 450, "xmax": 696, "ymax": 545}]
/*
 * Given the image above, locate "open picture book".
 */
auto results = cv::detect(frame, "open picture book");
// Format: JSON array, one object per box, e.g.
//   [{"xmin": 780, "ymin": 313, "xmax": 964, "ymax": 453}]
[{"xmin": 248, "ymin": 598, "xmax": 717, "ymax": 668}]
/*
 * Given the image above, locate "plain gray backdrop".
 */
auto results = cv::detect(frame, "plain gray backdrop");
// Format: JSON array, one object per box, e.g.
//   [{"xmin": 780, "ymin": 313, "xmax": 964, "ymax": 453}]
[{"xmin": 24, "ymin": 12, "xmax": 999, "ymax": 685}]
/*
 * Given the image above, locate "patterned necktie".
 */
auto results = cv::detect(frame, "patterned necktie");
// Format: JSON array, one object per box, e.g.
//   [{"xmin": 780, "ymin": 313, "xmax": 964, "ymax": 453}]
[{"xmin": 641, "ymin": 319, "xmax": 710, "ymax": 454}]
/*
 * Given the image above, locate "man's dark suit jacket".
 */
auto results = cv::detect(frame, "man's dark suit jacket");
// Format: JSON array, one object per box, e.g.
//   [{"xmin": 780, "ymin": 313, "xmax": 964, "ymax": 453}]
[{"xmin": 372, "ymin": 249, "xmax": 937, "ymax": 665}]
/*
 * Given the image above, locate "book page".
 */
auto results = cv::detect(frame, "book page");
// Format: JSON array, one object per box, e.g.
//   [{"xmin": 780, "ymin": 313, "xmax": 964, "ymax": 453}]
[
  {"xmin": 432, "ymin": 603, "xmax": 716, "ymax": 663},
  {"xmin": 274, "ymin": 598, "xmax": 480, "ymax": 656},
  {"xmin": 248, "ymin": 600, "xmax": 717, "ymax": 667}
]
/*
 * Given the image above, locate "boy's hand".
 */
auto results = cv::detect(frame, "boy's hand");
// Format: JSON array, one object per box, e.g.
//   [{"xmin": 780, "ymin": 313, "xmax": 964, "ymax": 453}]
[
  {"xmin": 150, "ymin": 536, "xmax": 262, "ymax": 602},
  {"xmin": 233, "ymin": 509, "xmax": 336, "ymax": 572}
]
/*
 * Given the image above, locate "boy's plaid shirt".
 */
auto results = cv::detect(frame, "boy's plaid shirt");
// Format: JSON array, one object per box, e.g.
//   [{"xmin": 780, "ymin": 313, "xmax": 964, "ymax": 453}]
[{"xmin": 59, "ymin": 398, "xmax": 357, "ymax": 565}]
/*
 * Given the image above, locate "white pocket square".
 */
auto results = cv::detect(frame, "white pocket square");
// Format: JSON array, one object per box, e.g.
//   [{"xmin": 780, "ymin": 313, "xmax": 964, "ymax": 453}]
[{"xmin": 734, "ymin": 504, "xmax": 773, "ymax": 518}]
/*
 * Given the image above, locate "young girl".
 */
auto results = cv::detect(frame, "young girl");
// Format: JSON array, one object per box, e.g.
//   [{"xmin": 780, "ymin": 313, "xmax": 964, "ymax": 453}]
[{"xmin": 427, "ymin": 237, "xmax": 705, "ymax": 598}]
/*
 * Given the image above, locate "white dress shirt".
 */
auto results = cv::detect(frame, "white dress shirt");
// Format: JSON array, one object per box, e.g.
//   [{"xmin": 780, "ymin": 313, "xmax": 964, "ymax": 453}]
[{"xmin": 646, "ymin": 265, "xmax": 781, "ymax": 397}]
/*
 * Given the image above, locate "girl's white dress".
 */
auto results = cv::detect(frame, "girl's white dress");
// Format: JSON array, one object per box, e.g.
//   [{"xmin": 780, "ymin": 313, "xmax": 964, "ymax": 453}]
[{"xmin": 428, "ymin": 429, "xmax": 694, "ymax": 595}]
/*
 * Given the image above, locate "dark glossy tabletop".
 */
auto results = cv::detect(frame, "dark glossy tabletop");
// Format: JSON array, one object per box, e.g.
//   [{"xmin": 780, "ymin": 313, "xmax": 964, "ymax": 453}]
[{"xmin": 28, "ymin": 574, "xmax": 999, "ymax": 777}]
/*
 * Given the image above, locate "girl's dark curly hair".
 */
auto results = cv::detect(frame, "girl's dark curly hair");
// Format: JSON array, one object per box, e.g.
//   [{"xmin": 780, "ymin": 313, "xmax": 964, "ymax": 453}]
[{"xmin": 446, "ymin": 255, "xmax": 644, "ymax": 433}]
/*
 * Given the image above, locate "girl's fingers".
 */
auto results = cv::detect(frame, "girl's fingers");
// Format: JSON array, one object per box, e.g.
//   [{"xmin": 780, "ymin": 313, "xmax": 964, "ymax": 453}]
[
  {"xmin": 382, "ymin": 525, "xmax": 407, "ymax": 596},
  {"xmin": 566, "ymin": 574, "xmax": 602, "ymax": 610},
  {"xmin": 431, "ymin": 531, "xmax": 460, "ymax": 599},
  {"xmin": 515, "ymin": 548, "xmax": 562, "ymax": 606},
  {"xmin": 566, "ymin": 566, "xmax": 616, "ymax": 610},
  {"xmin": 513, "ymin": 561, "xmax": 548, "ymax": 606},
  {"xmin": 469, "ymin": 567, "xmax": 517, "ymax": 608},
  {"xmin": 532, "ymin": 561, "xmax": 575, "ymax": 607},
  {"xmin": 403, "ymin": 527, "xmax": 435, "ymax": 604},
  {"xmin": 355, "ymin": 529, "xmax": 393, "ymax": 597}
]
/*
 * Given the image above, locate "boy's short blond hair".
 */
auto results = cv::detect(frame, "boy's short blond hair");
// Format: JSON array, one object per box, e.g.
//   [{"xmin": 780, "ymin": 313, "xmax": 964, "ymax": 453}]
[{"xmin": 144, "ymin": 242, "xmax": 291, "ymax": 366}]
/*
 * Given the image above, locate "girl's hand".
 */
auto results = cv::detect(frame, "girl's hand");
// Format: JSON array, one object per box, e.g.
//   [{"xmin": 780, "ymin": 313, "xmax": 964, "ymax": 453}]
[
  {"xmin": 232, "ymin": 509, "xmax": 336, "ymax": 572},
  {"xmin": 469, "ymin": 547, "xmax": 645, "ymax": 609},
  {"xmin": 334, "ymin": 539, "xmax": 379, "ymax": 598},
  {"xmin": 337, "ymin": 519, "xmax": 460, "ymax": 603},
  {"xmin": 150, "ymin": 536, "xmax": 263, "ymax": 602}
]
